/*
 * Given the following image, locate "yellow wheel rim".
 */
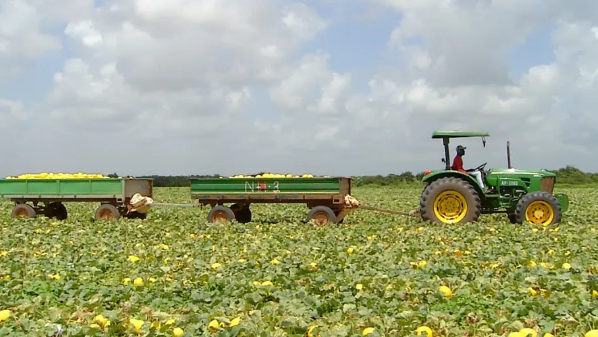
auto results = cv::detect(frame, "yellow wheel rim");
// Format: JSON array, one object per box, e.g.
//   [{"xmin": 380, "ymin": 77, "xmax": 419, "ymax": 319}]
[
  {"xmin": 525, "ymin": 200, "xmax": 554, "ymax": 225},
  {"xmin": 433, "ymin": 190, "xmax": 468, "ymax": 224}
]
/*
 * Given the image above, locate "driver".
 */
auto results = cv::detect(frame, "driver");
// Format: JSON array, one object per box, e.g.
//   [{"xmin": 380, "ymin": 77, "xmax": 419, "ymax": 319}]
[{"xmin": 451, "ymin": 145, "xmax": 486, "ymax": 189}]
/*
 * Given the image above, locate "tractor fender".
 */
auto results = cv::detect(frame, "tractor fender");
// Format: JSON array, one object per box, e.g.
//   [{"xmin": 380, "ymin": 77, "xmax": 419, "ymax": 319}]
[
  {"xmin": 553, "ymin": 193, "xmax": 569, "ymax": 213},
  {"xmin": 422, "ymin": 171, "xmax": 485, "ymax": 198}
]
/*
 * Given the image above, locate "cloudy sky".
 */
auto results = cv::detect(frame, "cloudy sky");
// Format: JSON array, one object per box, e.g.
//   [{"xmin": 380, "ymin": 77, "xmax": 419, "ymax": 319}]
[{"xmin": 1, "ymin": 0, "xmax": 597, "ymax": 177}]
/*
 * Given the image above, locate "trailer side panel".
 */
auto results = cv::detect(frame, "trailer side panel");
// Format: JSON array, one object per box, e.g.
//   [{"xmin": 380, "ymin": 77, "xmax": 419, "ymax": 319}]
[
  {"xmin": 0, "ymin": 179, "xmax": 123, "ymax": 196},
  {"xmin": 0, "ymin": 178, "xmax": 154, "ymax": 201},
  {"xmin": 124, "ymin": 179, "xmax": 153, "ymax": 199},
  {"xmin": 191, "ymin": 177, "xmax": 348, "ymax": 195}
]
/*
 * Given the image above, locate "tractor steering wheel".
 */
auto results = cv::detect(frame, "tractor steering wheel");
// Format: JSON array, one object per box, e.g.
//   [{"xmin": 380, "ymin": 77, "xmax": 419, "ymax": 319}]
[{"xmin": 467, "ymin": 162, "xmax": 487, "ymax": 173}]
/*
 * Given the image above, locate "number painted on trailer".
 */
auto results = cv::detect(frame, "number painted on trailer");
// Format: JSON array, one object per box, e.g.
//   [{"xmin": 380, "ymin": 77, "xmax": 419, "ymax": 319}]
[{"xmin": 243, "ymin": 180, "xmax": 281, "ymax": 192}]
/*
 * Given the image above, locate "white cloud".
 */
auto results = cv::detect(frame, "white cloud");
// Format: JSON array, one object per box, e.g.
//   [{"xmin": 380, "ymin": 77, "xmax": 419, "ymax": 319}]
[
  {"xmin": 0, "ymin": 0, "xmax": 61, "ymax": 80},
  {"xmin": 383, "ymin": 0, "xmax": 594, "ymax": 87},
  {"xmin": 64, "ymin": 21, "xmax": 103, "ymax": 47},
  {"xmin": 56, "ymin": 0, "xmax": 329, "ymax": 94},
  {"xmin": 269, "ymin": 53, "xmax": 352, "ymax": 115},
  {"xmin": 2, "ymin": 0, "xmax": 598, "ymax": 176},
  {"xmin": 281, "ymin": 3, "xmax": 328, "ymax": 40},
  {"xmin": 45, "ymin": 58, "xmax": 252, "ymax": 137},
  {"xmin": 0, "ymin": 99, "xmax": 27, "ymax": 128}
]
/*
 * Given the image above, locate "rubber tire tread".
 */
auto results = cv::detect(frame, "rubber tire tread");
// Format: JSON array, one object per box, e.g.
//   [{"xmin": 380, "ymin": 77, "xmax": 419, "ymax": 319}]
[
  {"xmin": 513, "ymin": 191, "xmax": 562, "ymax": 225},
  {"xmin": 306, "ymin": 206, "xmax": 337, "ymax": 226},
  {"xmin": 126, "ymin": 211, "xmax": 147, "ymax": 220},
  {"xmin": 234, "ymin": 208, "xmax": 252, "ymax": 223},
  {"xmin": 12, "ymin": 204, "xmax": 36, "ymax": 219},
  {"xmin": 207, "ymin": 205, "xmax": 235, "ymax": 223},
  {"xmin": 45, "ymin": 202, "xmax": 68, "ymax": 220},
  {"xmin": 420, "ymin": 177, "xmax": 482, "ymax": 224},
  {"xmin": 95, "ymin": 204, "xmax": 120, "ymax": 221},
  {"xmin": 230, "ymin": 203, "xmax": 252, "ymax": 223}
]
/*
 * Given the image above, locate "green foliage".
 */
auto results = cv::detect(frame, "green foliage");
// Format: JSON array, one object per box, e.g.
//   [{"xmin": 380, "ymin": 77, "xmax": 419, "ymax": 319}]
[
  {"xmin": 1, "ymin": 186, "xmax": 597, "ymax": 336},
  {"xmin": 548, "ymin": 166, "xmax": 598, "ymax": 185}
]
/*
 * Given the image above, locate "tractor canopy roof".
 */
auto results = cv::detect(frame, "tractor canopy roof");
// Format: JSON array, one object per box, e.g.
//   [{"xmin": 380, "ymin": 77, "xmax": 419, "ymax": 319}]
[{"xmin": 432, "ymin": 130, "xmax": 490, "ymax": 139}]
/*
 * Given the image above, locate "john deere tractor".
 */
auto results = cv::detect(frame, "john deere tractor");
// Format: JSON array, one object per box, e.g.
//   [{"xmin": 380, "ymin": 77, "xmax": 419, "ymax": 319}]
[{"xmin": 419, "ymin": 131, "xmax": 569, "ymax": 225}]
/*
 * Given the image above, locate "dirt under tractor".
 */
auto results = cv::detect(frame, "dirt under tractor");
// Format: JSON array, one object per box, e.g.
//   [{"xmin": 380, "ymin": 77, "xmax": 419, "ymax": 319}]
[{"xmin": 419, "ymin": 131, "xmax": 569, "ymax": 225}]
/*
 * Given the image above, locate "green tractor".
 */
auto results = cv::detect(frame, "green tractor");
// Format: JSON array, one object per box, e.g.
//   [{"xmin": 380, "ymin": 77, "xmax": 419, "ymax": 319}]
[{"xmin": 419, "ymin": 131, "xmax": 569, "ymax": 225}]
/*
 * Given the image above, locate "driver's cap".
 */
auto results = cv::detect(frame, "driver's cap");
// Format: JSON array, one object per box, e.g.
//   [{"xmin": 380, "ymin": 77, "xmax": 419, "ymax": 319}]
[{"xmin": 456, "ymin": 145, "xmax": 466, "ymax": 151}]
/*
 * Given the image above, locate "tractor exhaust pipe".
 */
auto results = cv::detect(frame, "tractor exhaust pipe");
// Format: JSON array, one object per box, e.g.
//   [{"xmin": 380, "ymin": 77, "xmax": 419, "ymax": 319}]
[{"xmin": 506, "ymin": 141, "xmax": 512, "ymax": 169}]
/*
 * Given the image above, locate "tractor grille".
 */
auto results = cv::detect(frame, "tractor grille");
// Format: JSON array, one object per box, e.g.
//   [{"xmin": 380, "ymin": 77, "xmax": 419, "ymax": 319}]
[{"xmin": 540, "ymin": 177, "xmax": 555, "ymax": 194}]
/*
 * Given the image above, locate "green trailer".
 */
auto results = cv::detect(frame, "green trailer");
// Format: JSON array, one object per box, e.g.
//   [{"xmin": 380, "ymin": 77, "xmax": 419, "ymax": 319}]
[
  {"xmin": 190, "ymin": 176, "xmax": 355, "ymax": 226},
  {"xmin": 0, "ymin": 178, "xmax": 153, "ymax": 220}
]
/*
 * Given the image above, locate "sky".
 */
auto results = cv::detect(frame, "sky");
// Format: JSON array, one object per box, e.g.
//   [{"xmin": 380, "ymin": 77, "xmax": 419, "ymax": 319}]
[{"xmin": 1, "ymin": 0, "xmax": 598, "ymax": 177}]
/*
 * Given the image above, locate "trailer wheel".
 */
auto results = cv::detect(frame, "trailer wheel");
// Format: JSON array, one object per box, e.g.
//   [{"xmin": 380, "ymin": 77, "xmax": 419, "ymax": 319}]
[
  {"xmin": 45, "ymin": 202, "xmax": 68, "ymax": 220},
  {"xmin": 230, "ymin": 203, "xmax": 252, "ymax": 223},
  {"xmin": 12, "ymin": 204, "xmax": 36, "ymax": 219},
  {"xmin": 208, "ymin": 205, "xmax": 235, "ymax": 223},
  {"xmin": 307, "ymin": 206, "xmax": 337, "ymax": 227},
  {"xmin": 95, "ymin": 204, "xmax": 120, "ymax": 221},
  {"xmin": 126, "ymin": 211, "xmax": 147, "ymax": 220},
  {"xmin": 237, "ymin": 208, "xmax": 252, "ymax": 223}
]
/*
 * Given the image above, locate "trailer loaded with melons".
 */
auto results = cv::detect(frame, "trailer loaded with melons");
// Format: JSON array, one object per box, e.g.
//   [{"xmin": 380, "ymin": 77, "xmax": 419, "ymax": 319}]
[{"xmin": 0, "ymin": 172, "xmax": 375, "ymax": 226}]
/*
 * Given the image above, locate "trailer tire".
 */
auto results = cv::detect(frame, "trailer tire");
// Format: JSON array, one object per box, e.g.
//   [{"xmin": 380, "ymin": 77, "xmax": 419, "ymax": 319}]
[
  {"xmin": 237, "ymin": 208, "xmax": 252, "ymax": 223},
  {"xmin": 126, "ymin": 211, "xmax": 147, "ymax": 220},
  {"xmin": 95, "ymin": 204, "xmax": 120, "ymax": 221},
  {"xmin": 307, "ymin": 206, "xmax": 337, "ymax": 227},
  {"xmin": 208, "ymin": 205, "xmax": 235, "ymax": 223},
  {"xmin": 12, "ymin": 204, "xmax": 36, "ymax": 219},
  {"xmin": 230, "ymin": 203, "xmax": 252, "ymax": 223},
  {"xmin": 45, "ymin": 202, "xmax": 68, "ymax": 220}
]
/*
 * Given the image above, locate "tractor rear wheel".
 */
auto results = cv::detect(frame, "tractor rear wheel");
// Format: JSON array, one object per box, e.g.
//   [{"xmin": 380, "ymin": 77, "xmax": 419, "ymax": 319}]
[
  {"xmin": 420, "ymin": 177, "xmax": 482, "ymax": 225},
  {"xmin": 513, "ymin": 191, "xmax": 561, "ymax": 225}
]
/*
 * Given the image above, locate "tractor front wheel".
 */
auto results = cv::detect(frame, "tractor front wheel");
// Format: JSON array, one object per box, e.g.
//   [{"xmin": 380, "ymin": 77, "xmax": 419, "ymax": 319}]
[
  {"xmin": 514, "ymin": 191, "xmax": 561, "ymax": 225},
  {"xmin": 420, "ymin": 177, "xmax": 482, "ymax": 225}
]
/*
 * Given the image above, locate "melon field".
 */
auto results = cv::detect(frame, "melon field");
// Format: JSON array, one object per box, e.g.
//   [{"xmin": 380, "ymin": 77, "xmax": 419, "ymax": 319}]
[{"xmin": 1, "ymin": 185, "xmax": 597, "ymax": 337}]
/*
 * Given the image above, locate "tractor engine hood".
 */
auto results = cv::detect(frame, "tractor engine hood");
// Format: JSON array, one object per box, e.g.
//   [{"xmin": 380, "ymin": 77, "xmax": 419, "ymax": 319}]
[{"xmin": 488, "ymin": 168, "xmax": 556, "ymax": 177}]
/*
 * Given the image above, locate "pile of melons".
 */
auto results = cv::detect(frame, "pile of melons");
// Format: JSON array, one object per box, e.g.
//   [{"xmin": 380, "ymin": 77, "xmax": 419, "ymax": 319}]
[
  {"xmin": 226, "ymin": 173, "xmax": 323, "ymax": 178},
  {"xmin": 5, "ymin": 172, "xmax": 111, "ymax": 179}
]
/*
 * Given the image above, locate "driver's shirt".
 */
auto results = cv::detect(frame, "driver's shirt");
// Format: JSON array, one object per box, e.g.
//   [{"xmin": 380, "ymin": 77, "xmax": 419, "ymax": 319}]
[{"xmin": 451, "ymin": 155, "xmax": 468, "ymax": 174}]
